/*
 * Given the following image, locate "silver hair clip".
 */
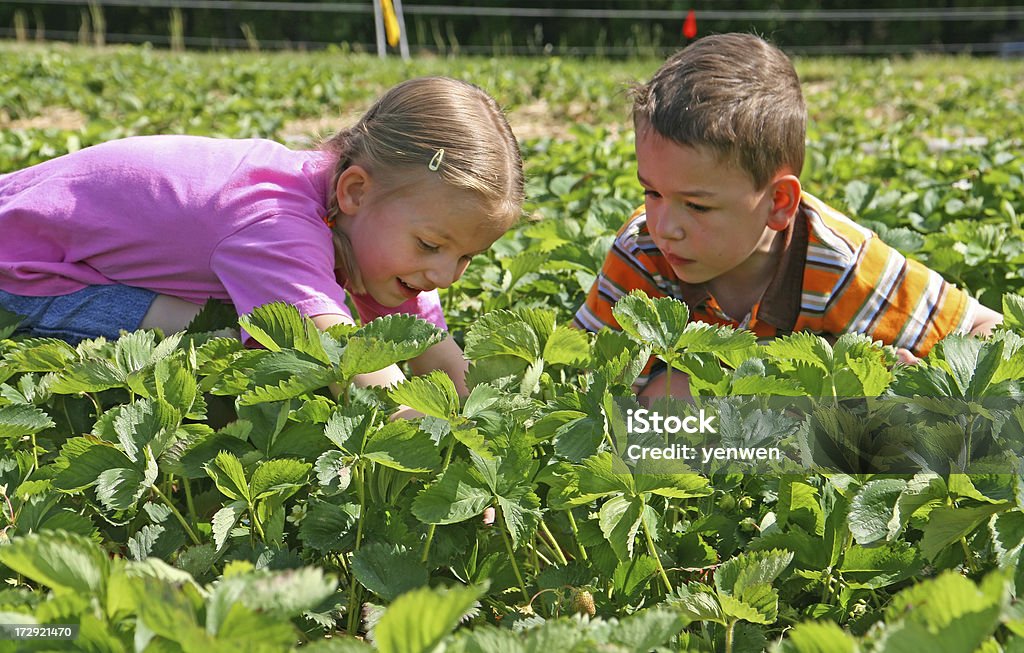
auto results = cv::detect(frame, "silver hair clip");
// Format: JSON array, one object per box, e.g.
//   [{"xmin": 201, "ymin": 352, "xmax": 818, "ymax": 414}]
[{"xmin": 428, "ymin": 148, "xmax": 445, "ymax": 171}]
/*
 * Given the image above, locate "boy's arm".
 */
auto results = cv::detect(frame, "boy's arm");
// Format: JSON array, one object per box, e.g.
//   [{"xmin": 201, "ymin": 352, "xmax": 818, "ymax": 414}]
[{"xmin": 969, "ymin": 304, "xmax": 1003, "ymax": 337}]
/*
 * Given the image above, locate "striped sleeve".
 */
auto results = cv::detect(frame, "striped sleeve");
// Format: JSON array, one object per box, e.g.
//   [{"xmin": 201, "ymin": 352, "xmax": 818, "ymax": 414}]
[
  {"xmin": 574, "ymin": 210, "xmax": 667, "ymax": 332},
  {"xmin": 820, "ymin": 229, "xmax": 976, "ymax": 356}
]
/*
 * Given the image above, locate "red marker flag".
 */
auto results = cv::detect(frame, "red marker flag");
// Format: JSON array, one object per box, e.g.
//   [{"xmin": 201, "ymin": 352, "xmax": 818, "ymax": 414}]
[{"xmin": 683, "ymin": 9, "xmax": 697, "ymax": 39}]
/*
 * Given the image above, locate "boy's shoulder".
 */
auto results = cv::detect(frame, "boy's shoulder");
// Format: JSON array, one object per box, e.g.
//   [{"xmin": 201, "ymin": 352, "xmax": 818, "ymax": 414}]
[{"xmin": 799, "ymin": 192, "xmax": 878, "ymax": 265}]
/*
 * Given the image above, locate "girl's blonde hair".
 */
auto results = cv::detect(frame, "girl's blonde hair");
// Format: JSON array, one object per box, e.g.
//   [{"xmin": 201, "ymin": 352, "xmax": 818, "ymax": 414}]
[{"xmin": 321, "ymin": 76, "xmax": 524, "ymax": 294}]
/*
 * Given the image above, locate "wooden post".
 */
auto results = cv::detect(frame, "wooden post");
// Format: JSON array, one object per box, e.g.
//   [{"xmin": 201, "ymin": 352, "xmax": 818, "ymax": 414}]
[{"xmin": 372, "ymin": 0, "xmax": 386, "ymax": 58}]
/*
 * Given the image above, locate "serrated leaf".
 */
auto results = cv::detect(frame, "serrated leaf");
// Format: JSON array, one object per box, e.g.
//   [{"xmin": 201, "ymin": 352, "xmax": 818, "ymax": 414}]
[
  {"xmin": 250, "ymin": 458, "xmax": 310, "ymax": 500},
  {"xmin": 715, "ymin": 548, "xmax": 794, "ymax": 596},
  {"xmin": 0, "ymin": 531, "xmax": 108, "ymax": 597},
  {"xmin": 113, "ymin": 397, "xmax": 181, "ymax": 462},
  {"xmin": 48, "ymin": 359, "xmax": 125, "ymax": 393},
  {"xmin": 239, "ymin": 302, "xmax": 331, "ymax": 364},
  {"xmin": 720, "ymin": 584, "xmax": 780, "ymax": 624},
  {"xmin": 212, "ymin": 500, "xmax": 247, "ymax": 551},
  {"xmin": 351, "ymin": 543, "xmax": 429, "ymax": 601},
  {"xmin": 205, "ymin": 451, "xmax": 251, "ymax": 503},
  {"xmin": 849, "ymin": 478, "xmax": 907, "ymax": 545},
  {"xmin": 666, "ymin": 584, "xmax": 725, "ymax": 624},
  {"xmin": 599, "ymin": 494, "xmax": 643, "ymax": 560},
  {"xmin": 340, "ymin": 315, "xmax": 445, "ymax": 378},
  {"xmin": 4, "ymin": 338, "xmax": 78, "ymax": 372},
  {"xmin": 464, "ymin": 310, "xmax": 541, "ymax": 362},
  {"xmin": 0, "ymin": 404, "xmax": 55, "ymax": 438},
  {"xmin": 299, "ymin": 501, "xmax": 358, "ymax": 552},
  {"xmin": 609, "ymin": 607, "xmax": 687, "ymax": 651},
  {"xmin": 612, "ymin": 291, "xmax": 690, "ymax": 354},
  {"xmin": 412, "ymin": 461, "xmax": 491, "ymax": 524},
  {"xmin": 776, "ymin": 620, "xmax": 858, "ymax": 653},
  {"xmin": 95, "ymin": 466, "xmax": 149, "ymax": 512},
  {"xmin": 373, "ymin": 584, "xmax": 482, "ymax": 653},
  {"xmin": 542, "ymin": 325, "xmax": 590, "ymax": 366},
  {"xmin": 919, "ymin": 503, "xmax": 1007, "ymax": 561},
  {"xmin": 52, "ymin": 437, "xmax": 135, "ymax": 492},
  {"xmin": 612, "ymin": 554, "xmax": 659, "ymax": 598},
  {"xmin": 363, "ymin": 420, "xmax": 440, "ymax": 472},
  {"xmin": 388, "ymin": 370, "xmax": 459, "ymax": 421},
  {"xmin": 764, "ymin": 332, "xmax": 833, "ymax": 371}
]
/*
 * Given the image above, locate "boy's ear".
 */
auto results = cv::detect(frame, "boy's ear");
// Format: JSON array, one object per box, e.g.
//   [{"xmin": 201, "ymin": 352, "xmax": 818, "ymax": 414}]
[
  {"xmin": 335, "ymin": 165, "xmax": 371, "ymax": 215},
  {"xmin": 766, "ymin": 174, "xmax": 802, "ymax": 232}
]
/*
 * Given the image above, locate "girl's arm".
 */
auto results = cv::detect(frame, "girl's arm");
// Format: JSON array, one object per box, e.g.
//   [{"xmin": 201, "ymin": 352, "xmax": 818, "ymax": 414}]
[{"xmin": 408, "ymin": 335, "xmax": 470, "ymax": 396}]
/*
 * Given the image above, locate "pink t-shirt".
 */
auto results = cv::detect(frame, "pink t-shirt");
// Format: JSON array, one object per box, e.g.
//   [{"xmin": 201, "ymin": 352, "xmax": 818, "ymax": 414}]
[{"xmin": 0, "ymin": 135, "xmax": 445, "ymax": 330}]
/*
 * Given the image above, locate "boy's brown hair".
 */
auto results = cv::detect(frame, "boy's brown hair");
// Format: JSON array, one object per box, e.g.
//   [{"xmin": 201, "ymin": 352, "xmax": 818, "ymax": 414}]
[{"xmin": 632, "ymin": 33, "xmax": 806, "ymax": 190}]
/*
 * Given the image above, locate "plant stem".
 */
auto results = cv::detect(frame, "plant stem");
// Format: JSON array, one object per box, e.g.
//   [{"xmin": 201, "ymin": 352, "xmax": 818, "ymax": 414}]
[
  {"xmin": 347, "ymin": 462, "xmax": 368, "ymax": 635},
  {"xmin": 496, "ymin": 505, "xmax": 530, "ymax": 603},
  {"xmin": 151, "ymin": 483, "xmax": 200, "ymax": 545},
  {"xmin": 421, "ymin": 434, "xmax": 458, "ymax": 563},
  {"xmin": 640, "ymin": 501, "xmax": 672, "ymax": 593},
  {"xmin": 565, "ymin": 510, "xmax": 588, "ymax": 561},
  {"xmin": 183, "ymin": 478, "xmax": 197, "ymax": 526},
  {"xmin": 725, "ymin": 619, "xmax": 737, "ymax": 653},
  {"xmin": 539, "ymin": 520, "xmax": 569, "ymax": 566}
]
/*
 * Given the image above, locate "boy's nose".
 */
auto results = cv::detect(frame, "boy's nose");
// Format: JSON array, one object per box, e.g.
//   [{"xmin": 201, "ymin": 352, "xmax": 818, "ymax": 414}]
[{"xmin": 651, "ymin": 209, "xmax": 686, "ymax": 241}]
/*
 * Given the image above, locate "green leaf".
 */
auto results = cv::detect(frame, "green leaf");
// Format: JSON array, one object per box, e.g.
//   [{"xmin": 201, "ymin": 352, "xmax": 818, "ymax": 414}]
[
  {"xmin": 720, "ymin": 583, "xmax": 780, "ymax": 624},
  {"xmin": 412, "ymin": 461, "xmax": 491, "ymax": 524},
  {"xmin": 764, "ymin": 332, "xmax": 833, "ymax": 371},
  {"xmin": 464, "ymin": 310, "xmax": 542, "ymax": 362},
  {"xmin": 612, "ymin": 554, "xmax": 659, "ymax": 598},
  {"xmin": 209, "ymin": 567, "xmax": 337, "ymax": 623},
  {"xmin": 666, "ymin": 584, "xmax": 725, "ymax": 625},
  {"xmin": 340, "ymin": 314, "xmax": 445, "ymax": 378},
  {"xmin": 205, "ymin": 451, "xmax": 251, "ymax": 503},
  {"xmin": 599, "ymin": 494, "xmax": 643, "ymax": 560},
  {"xmin": 610, "ymin": 607, "xmax": 687, "ymax": 651},
  {"xmin": 363, "ymin": 420, "xmax": 441, "ymax": 472},
  {"xmin": 1002, "ymin": 294, "xmax": 1024, "ymax": 331},
  {"xmin": 542, "ymin": 326, "xmax": 590, "ymax": 366},
  {"xmin": 612, "ymin": 291, "xmax": 690, "ymax": 355},
  {"xmin": 919, "ymin": 503, "xmax": 1007, "ymax": 561},
  {"xmin": 48, "ymin": 359, "xmax": 125, "ymax": 393},
  {"xmin": 373, "ymin": 584, "xmax": 482, "ymax": 653},
  {"xmin": 113, "ymin": 397, "xmax": 181, "ymax": 463},
  {"xmin": 715, "ymin": 548, "xmax": 794, "ymax": 596},
  {"xmin": 351, "ymin": 543, "xmax": 429, "ymax": 601},
  {"xmin": 52, "ymin": 437, "xmax": 135, "ymax": 492},
  {"xmin": 212, "ymin": 500, "xmax": 247, "ymax": 551},
  {"xmin": 238, "ymin": 302, "xmax": 331, "ymax": 364},
  {"xmin": 775, "ymin": 620, "xmax": 858, "ymax": 653},
  {"xmin": 848, "ymin": 478, "xmax": 907, "ymax": 545},
  {"xmin": 496, "ymin": 486, "xmax": 541, "ymax": 549},
  {"xmin": 0, "ymin": 531, "xmax": 108, "ymax": 597},
  {"xmin": 0, "ymin": 404, "xmax": 55, "ymax": 438},
  {"xmin": 388, "ymin": 370, "xmax": 459, "ymax": 421},
  {"xmin": 250, "ymin": 458, "xmax": 310, "ymax": 500},
  {"xmin": 3, "ymin": 338, "xmax": 78, "ymax": 372},
  {"xmin": 96, "ymin": 466, "xmax": 150, "ymax": 512},
  {"xmin": 840, "ymin": 541, "xmax": 923, "ymax": 589}
]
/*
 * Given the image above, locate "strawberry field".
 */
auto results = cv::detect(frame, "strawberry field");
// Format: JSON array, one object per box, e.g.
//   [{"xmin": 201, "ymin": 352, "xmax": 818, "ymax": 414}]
[{"xmin": 1, "ymin": 43, "xmax": 1024, "ymax": 652}]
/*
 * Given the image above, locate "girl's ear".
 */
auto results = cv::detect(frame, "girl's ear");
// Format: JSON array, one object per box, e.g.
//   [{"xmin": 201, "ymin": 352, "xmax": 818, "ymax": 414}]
[
  {"xmin": 766, "ymin": 174, "xmax": 802, "ymax": 232},
  {"xmin": 336, "ymin": 165, "xmax": 371, "ymax": 215}
]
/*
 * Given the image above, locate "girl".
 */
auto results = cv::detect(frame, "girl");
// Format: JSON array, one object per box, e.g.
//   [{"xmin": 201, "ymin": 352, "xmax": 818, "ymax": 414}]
[{"xmin": 0, "ymin": 76, "xmax": 524, "ymax": 394}]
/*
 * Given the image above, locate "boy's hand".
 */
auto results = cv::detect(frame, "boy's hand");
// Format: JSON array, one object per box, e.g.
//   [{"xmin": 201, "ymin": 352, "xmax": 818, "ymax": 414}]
[{"xmin": 895, "ymin": 348, "xmax": 920, "ymax": 366}]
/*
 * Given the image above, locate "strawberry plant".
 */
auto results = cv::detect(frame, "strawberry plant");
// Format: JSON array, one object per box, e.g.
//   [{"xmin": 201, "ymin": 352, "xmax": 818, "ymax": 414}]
[{"xmin": 0, "ymin": 44, "xmax": 1023, "ymax": 651}]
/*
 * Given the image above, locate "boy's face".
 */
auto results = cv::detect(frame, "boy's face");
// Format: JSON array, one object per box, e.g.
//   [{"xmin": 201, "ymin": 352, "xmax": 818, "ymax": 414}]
[
  {"xmin": 339, "ymin": 170, "xmax": 506, "ymax": 307},
  {"xmin": 636, "ymin": 130, "xmax": 791, "ymax": 290}
]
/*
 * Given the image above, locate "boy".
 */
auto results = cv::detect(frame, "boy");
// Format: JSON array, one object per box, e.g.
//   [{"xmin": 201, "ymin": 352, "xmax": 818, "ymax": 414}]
[{"xmin": 573, "ymin": 33, "xmax": 1002, "ymax": 398}]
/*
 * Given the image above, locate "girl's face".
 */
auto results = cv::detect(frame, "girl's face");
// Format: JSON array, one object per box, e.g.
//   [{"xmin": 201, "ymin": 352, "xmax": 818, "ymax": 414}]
[{"xmin": 337, "ymin": 167, "xmax": 507, "ymax": 307}]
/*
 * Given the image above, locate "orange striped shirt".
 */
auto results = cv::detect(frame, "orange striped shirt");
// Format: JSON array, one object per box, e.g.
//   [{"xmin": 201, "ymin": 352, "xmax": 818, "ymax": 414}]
[{"xmin": 574, "ymin": 193, "xmax": 977, "ymax": 384}]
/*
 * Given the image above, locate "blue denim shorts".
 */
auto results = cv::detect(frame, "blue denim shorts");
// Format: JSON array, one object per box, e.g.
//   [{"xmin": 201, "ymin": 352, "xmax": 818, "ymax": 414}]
[{"xmin": 0, "ymin": 285, "xmax": 157, "ymax": 344}]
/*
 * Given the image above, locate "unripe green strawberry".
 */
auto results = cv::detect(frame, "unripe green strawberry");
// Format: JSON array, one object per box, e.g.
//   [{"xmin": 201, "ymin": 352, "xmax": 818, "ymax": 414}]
[{"xmin": 568, "ymin": 587, "xmax": 596, "ymax": 616}]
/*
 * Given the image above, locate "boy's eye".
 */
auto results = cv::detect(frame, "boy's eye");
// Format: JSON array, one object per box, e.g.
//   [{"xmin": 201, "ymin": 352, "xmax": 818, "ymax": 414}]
[
  {"xmin": 418, "ymin": 239, "xmax": 440, "ymax": 252},
  {"xmin": 643, "ymin": 189, "xmax": 661, "ymax": 199},
  {"xmin": 686, "ymin": 202, "xmax": 711, "ymax": 213}
]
